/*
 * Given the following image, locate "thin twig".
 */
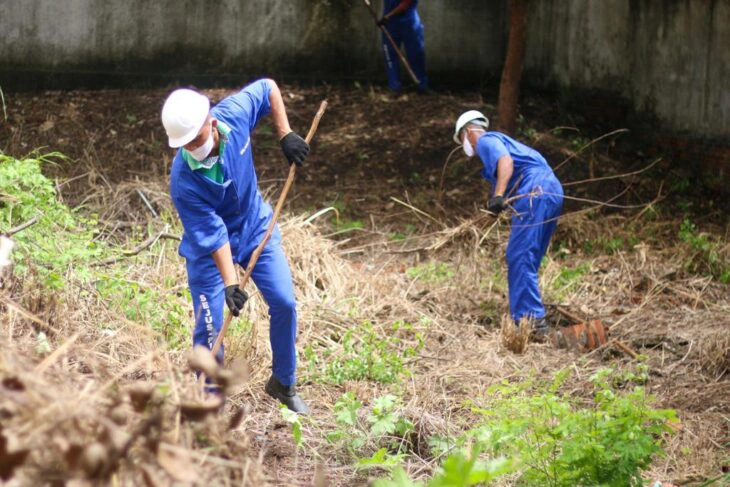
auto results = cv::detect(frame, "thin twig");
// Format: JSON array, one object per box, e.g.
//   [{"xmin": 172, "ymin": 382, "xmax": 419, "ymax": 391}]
[
  {"xmin": 554, "ymin": 128, "xmax": 630, "ymax": 172},
  {"xmin": 390, "ymin": 196, "xmax": 444, "ymax": 227},
  {"xmin": 0, "ymin": 294, "xmax": 62, "ymax": 335},
  {"xmin": 6, "ymin": 216, "xmax": 40, "ymax": 236},
  {"xmin": 95, "ymin": 232, "xmax": 181, "ymax": 266},
  {"xmin": 562, "ymin": 157, "xmax": 663, "ymax": 187},
  {"xmin": 438, "ymin": 146, "xmax": 463, "ymax": 201},
  {"xmin": 34, "ymin": 332, "xmax": 81, "ymax": 374}
]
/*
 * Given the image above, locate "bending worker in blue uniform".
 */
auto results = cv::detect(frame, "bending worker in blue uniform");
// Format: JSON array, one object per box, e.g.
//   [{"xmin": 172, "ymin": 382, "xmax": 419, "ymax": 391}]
[
  {"xmin": 161, "ymin": 79, "xmax": 310, "ymax": 412},
  {"xmin": 378, "ymin": 0, "xmax": 428, "ymax": 93},
  {"xmin": 454, "ymin": 111, "xmax": 563, "ymax": 339}
]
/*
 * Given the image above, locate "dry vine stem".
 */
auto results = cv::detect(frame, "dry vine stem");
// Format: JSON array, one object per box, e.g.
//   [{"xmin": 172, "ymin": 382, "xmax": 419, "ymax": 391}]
[{"xmin": 211, "ymin": 100, "xmax": 328, "ymax": 357}]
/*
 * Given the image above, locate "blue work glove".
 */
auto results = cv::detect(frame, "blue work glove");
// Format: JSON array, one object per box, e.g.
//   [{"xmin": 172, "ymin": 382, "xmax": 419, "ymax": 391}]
[
  {"xmin": 280, "ymin": 132, "xmax": 309, "ymax": 166},
  {"xmin": 224, "ymin": 285, "xmax": 248, "ymax": 317},
  {"xmin": 487, "ymin": 195, "xmax": 506, "ymax": 214}
]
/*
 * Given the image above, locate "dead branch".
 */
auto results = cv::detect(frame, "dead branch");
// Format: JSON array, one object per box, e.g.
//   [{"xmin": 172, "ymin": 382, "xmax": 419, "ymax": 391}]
[
  {"xmin": 5, "ymin": 216, "xmax": 39, "ymax": 236},
  {"xmin": 563, "ymin": 157, "xmax": 663, "ymax": 187},
  {"xmin": 95, "ymin": 232, "xmax": 181, "ymax": 266},
  {"xmin": 554, "ymin": 128, "xmax": 630, "ymax": 172}
]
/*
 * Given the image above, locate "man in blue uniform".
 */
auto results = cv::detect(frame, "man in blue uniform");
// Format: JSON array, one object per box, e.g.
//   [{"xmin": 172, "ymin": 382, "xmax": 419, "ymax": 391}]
[
  {"xmin": 454, "ymin": 110, "xmax": 563, "ymax": 339},
  {"xmin": 161, "ymin": 79, "xmax": 310, "ymax": 412},
  {"xmin": 378, "ymin": 0, "xmax": 428, "ymax": 93}
]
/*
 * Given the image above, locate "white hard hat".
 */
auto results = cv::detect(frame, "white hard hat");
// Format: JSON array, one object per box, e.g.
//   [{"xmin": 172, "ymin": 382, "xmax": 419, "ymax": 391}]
[
  {"xmin": 161, "ymin": 89, "xmax": 210, "ymax": 148},
  {"xmin": 453, "ymin": 110, "xmax": 489, "ymax": 144}
]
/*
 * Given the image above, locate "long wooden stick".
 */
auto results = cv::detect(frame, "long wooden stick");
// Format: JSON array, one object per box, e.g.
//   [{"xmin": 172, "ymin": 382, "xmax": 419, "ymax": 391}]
[
  {"xmin": 211, "ymin": 100, "xmax": 328, "ymax": 356},
  {"xmin": 362, "ymin": 0, "xmax": 421, "ymax": 86}
]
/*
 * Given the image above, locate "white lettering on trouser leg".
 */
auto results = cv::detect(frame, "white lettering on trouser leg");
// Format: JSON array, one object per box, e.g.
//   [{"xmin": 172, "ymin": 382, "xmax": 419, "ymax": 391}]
[{"xmin": 199, "ymin": 294, "xmax": 214, "ymax": 349}]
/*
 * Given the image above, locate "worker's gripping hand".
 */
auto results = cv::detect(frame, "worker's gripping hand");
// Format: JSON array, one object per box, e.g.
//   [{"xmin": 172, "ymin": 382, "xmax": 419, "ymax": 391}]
[
  {"xmin": 487, "ymin": 195, "xmax": 506, "ymax": 215},
  {"xmin": 280, "ymin": 132, "xmax": 310, "ymax": 166},
  {"xmin": 376, "ymin": 16, "xmax": 387, "ymax": 26},
  {"xmin": 224, "ymin": 285, "xmax": 248, "ymax": 317}
]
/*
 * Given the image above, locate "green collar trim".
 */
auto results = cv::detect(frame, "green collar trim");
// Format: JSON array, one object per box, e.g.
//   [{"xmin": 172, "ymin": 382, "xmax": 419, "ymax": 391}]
[{"xmin": 182, "ymin": 120, "xmax": 232, "ymax": 171}]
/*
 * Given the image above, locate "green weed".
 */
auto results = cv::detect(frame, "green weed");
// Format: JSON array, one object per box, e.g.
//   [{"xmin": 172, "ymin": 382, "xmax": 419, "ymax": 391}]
[
  {"xmin": 376, "ymin": 367, "xmax": 676, "ymax": 486},
  {"xmin": 679, "ymin": 219, "xmax": 730, "ymax": 282},
  {"xmin": 406, "ymin": 262, "xmax": 454, "ymax": 283},
  {"xmin": 583, "ymin": 236, "xmax": 640, "ymax": 255},
  {"xmin": 280, "ymin": 405, "xmax": 304, "ymax": 448},
  {"xmin": 0, "ymin": 152, "xmax": 192, "ymax": 349},
  {"xmin": 552, "ymin": 262, "xmax": 589, "ymax": 297},
  {"xmin": 305, "ymin": 321, "xmax": 424, "ymax": 385},
  {"xmin": 327, "ymin": 392, "xmax": 414, "ymax": 471},
  {"xmin": 0, "ymin": 152, "xmax": 107, "ymax": 287}
]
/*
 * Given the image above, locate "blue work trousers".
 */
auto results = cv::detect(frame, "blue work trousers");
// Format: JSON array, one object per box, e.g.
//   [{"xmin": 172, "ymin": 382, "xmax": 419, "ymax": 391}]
[
  {"xmin": 187, "ymin": 233, "xmax": 297, "ymax": 386},
  {"xmin": 506, "ymin": 176, "xmax": 563, "ymax": 321},
  {"xmin": 382, "ymin": 15, "xmax": 428, "ymax": 92}
]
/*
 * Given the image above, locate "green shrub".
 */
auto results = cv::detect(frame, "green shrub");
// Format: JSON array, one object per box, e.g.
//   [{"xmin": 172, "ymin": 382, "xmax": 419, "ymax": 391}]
[
  {"xmin": 0, "ymin": 152, "xmax": 106, "ymax": 287},
  {"xmin": 471, "ymin": 368, "xmax": 677, "ymax": 486},
  {"xmin": 327, "ymin": 392, "xmax": 414, "ymax": 471},
  {"xmin": 376, "ymin": 367, "xmax": 677, "ymax": 486},
  {"xmin": 0, "ymin": 152, "xmax": 190, "ymax": 348}
]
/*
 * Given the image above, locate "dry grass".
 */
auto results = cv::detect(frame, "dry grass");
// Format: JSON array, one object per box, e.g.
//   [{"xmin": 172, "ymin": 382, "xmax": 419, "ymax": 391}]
[
  {"xmin": 1, "ymin": 85, "xmax": 728, "ymax": 485},
  {"xmin": 2, "ymin": 180, "xmax": 728, "ymax": 485},
  {"xmin": 500, "ymin": 315, "xmax": 530, "ymax": 354}
]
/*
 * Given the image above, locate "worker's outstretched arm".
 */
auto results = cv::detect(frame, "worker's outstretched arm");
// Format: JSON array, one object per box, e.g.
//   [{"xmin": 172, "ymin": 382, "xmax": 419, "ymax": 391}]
[
  {"xmin": 212, "ymin": 242, "xmax": 237, "ymax": 287},
  {"xmin": 267, "ymin": 79, "xmax": 292, "ymax": 139},
  {"xmin": 494, "ymin": 155, "xmax": 515, "ymax": 197},
  {"xmin": 267, "ymin": 79, "xmax": 310, "ymax": 166},
  {"xmin": 383, "ymin": 0, "xmax": 414, "ymax": 21}
]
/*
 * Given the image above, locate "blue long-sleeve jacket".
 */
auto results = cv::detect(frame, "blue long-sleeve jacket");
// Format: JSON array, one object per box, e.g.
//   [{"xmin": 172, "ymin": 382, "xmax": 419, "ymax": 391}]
[
  {"xmin": 476, "ymin": 132, "xmax": 558, "ymax": 196},
  {"xmin": 170, "ymin": 79, "xmax": 274, "ymax": 265}
]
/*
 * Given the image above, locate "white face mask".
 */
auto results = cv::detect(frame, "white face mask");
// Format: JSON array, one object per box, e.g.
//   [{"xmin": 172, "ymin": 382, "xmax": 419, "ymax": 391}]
[
  {"xmin": 188, "ymin": 124, "xmax": 215, "ymax": 162},
  {"xmin": 462, "ymin": 134, "xmax": 475, "ymax": 158},
  {"xmin": 196, "ymin": 155, "xmax": 219, "ymax": 169}
]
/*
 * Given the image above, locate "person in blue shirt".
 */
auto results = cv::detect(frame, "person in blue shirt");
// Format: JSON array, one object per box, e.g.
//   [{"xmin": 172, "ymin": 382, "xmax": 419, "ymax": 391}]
[
  {"xmin": 377, "ymin": 0, "xmax": 429, "ymax": 93},
  {"xmin": 454, "ymin": 110, "xmax": 564, "ymax": 339},
  {"xmin": 161, "ymin": 79, "xmax": 310, "ymax": 412}
]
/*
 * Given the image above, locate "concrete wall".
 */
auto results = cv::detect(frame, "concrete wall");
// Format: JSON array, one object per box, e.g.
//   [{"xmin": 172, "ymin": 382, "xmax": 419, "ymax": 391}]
[
  {"xmin": 525, "ymin": 0, "xmax": 729, "ymax": 139},
  {"xmin": 0, "ymin": 0, "xmax": 500, "ymax": 82},
  {"xmin": 0, "ymin": 0, "xmax": 728, "ymax": 140}
]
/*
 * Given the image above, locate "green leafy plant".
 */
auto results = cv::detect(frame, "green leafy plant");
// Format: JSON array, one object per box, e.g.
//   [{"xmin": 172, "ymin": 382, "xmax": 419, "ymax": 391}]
[
  {"xmin": 679, "ymin": 219, "xmax": 730, "ymax": 283},
  {"xmin": 406, "ymin": 262, "xmax": 454, "ymax": 283},
  {"xmin": 280, "ymin": 405, "xmax": 303, "ymax": 447},
  {"xmin": 470, "ymin": 367, "xmax": 677, "ymax": 486},
  {"xmin": 377, "ymin": 367, "xmax": 676, "ymax": 486},
  {"xmin": 375, "ymin": 445, "xmax": 514, "ymax": 487},
  {"xmin": 582, "ymin": 236, "xmax": 640, "ymax": 255},
  {"xmin": 305, "ymin": 321, "xmax": 423, "ymax": 385},
  {"xmin": 0, "ymin": 152, "xmax": 192, "ymax": 349},
  {"xmin": 327, "ymin": 393, "xmax": 415, "ymax": 471},
  {"xmin": 0, "ymin": 153, "xmax": 107, "ymax": 287}
]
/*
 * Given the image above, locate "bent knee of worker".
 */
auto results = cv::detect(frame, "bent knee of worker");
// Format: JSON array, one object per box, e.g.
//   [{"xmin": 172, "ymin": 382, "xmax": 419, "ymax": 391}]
[
  {"xmin": 506, "ymin": 240, "xmax": 540, "ymax": 264},
  {"xmin": 266, "ymin": 290, "xmax": 297, "ymax": 316},
  {"xmin": 506, "ymin": 252, "xmax": 539, "ymax": 275}
]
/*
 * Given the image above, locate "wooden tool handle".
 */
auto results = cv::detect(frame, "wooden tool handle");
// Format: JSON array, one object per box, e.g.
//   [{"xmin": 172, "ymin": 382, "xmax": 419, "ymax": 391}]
[{"xmin": 362, "ymin": 0, "xmax": 420, "ymax": 86}]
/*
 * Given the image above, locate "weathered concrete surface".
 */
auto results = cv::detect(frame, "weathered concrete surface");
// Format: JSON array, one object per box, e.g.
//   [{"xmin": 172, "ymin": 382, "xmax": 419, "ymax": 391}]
[
  {"xmin": 0, "ymin": 0, "xmax": 498, "ymax": 82},
  {"xmin": 0, "ymin": 0, "xmax": 727, "ymax": 142},
  {"xmin": 525, "ymin": 0, "xmax": 729, "ymax": 140}
]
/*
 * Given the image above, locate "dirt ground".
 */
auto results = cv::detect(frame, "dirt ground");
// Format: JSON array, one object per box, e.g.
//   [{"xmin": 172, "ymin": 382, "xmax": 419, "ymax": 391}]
[{"xmin": 0, "ymin": 83, "xmax": 728, "ymax": 485}]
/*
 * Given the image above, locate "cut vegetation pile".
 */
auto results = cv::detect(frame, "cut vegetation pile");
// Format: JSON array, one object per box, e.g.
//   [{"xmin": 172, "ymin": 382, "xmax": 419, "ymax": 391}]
[{"xmin": 1, "ymin": 85, "xmax": 728, "ymax": 485}]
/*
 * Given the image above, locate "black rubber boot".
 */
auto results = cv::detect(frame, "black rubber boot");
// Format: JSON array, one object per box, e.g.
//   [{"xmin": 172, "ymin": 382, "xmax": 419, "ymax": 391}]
[
  {"xmin": 265, "ymin": 376, "xmax": 310, "ymax": 414},
  {"xmin": 531, "ymin": 317, "xmax": 550, "ymax": 342}
]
